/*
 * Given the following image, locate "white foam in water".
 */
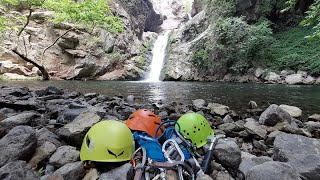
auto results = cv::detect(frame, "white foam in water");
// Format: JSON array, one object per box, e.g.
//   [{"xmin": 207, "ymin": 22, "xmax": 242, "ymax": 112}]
[{"xmin": 145, "ymin": 31, "xmax": 171, "ymax": 82}]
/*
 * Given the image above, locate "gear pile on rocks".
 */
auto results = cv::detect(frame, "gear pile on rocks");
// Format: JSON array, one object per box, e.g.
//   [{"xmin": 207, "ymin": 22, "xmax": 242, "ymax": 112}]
[{"xmin": 0, "ymin": 86, "xmax": 319, "ymax": 180}]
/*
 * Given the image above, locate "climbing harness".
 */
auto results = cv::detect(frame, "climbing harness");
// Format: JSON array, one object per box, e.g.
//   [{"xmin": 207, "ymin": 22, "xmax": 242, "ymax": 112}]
[{"xmin": 129, "ymin": 120, "xmax": 204, "ymax": 180}]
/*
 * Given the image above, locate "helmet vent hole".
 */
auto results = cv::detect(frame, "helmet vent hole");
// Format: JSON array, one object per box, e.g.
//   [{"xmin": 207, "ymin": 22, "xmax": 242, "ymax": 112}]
[
  {"xmin": 187, "ymin": 133, "xmax": 190, "ymax": 136},
  {"xmin": 129, "ymin": 116, "xmax": 134, "ymax": 119},
  {"xmin": 148, "ymin": 115, "xmax": 156, "ymax": 117},
  {"xmin": 194, "ymin": 126, "xmax": 197, "ymax": 129},
  {"xmin": 183, "ymin": 130, "xmax": 186, "ymax": 133},
  {"xmin": 144, "ymin": 109, "xmax": 148, "ymax": 111},
  {"xmin": 198, "ymin": 128, "xmax": 200, "ymax": 131},
  {"xmin": 193, "ymin": 131, "xmax": 196, "ymax": 133},
  {"xmin": 86, "ymin": 136, "xmax": 91, "ymax": 148}
]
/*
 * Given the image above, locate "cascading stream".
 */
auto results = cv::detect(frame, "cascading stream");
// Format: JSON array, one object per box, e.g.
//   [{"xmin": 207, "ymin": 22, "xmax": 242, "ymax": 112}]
[
  {"xmin": 144, "ymin": 0, "xmax": 194, "ymax": 82},
  {"xmin": 145, "ymin": 31, "xmax": 171, "ymax": 82}
]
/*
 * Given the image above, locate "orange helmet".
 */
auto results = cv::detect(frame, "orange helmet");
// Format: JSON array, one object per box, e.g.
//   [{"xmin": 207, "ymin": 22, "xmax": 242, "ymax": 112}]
[{"xmin": 125, "ymin": 109, "xmax": 164, "ymax": 137}]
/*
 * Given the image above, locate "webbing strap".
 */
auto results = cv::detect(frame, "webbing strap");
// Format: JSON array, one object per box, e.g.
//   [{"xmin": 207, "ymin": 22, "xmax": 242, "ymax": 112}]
[
  {"xmin": 149, "ymin": 161, "xmax": 195, "ymax": 179},
  {"xmin": 133, "ymin": 164, "xmax": 144, "ymax": 180}
]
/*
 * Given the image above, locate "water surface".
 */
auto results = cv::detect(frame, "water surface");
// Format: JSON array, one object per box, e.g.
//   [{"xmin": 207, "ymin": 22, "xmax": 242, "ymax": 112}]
[{"xmin": 1, "ymin": 81, "xmax": 319, "ymax": 116}]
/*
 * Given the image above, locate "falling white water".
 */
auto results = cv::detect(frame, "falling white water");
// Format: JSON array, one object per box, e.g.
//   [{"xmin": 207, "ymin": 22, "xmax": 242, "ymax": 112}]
[{"xmin": 145, "ymin": 31, "xmax": 171, "ymax": 82}]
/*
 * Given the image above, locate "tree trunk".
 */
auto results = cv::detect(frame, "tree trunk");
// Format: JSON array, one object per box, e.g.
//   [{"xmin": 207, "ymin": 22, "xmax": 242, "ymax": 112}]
[{"xmin": 12, "ymin": 50, "xmax": 50, "ymax": 80}]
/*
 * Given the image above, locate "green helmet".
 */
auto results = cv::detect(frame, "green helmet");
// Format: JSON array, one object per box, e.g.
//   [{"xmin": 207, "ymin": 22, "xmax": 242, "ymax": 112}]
[
  {"xmin": 175, "ymin": 113, "xmax": 214, "ymax": 148},
  {"xmin": 80, "ymin": 120, "xmax": 134, "ymax": 162}
]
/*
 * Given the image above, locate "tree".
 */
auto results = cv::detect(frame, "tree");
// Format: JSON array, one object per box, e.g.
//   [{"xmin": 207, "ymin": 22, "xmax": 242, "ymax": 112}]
[
  {"xmin": 0, "ymin": 0, "xmax": 123, "ymax": 80},
  {"xmin": 284, "ymin": 0, "xmax": 320, "ymax": 38}
]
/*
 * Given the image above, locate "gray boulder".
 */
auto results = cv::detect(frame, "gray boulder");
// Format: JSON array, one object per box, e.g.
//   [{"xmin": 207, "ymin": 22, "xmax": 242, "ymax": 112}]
[
  {"xmin": 45, "ymin": 164, "xmax": 56, "ymax": 175},
  {"xmin": 0, "ymin": 87, "xmax": 30, "ymax": 97},
  {"xmin": 254, "ymin": 67, "xmax": 264, "ymax": 78},
  {"xmin": 223, "ymin": 115, "xmax": 234, "ymax": 123},
  {"xmin": 49, "ymin": 146, "xmax": 79, "ymax": 168},
  {"xmin": 308, "ymin": 114, "xmax": 320, "ymax": 122},
  {"xmin": 193, "ymin": 99, "xmax": 206, "ymax": 109},
  {"xmin": 36, "ymin": 127, "xmax": 62, "ymax": 147},
  {"xmin": 126, "ymin": 95, "xmax": 135, "ymax": 103},
  {"xmin": 316, "ymin": 77, "xmax": 320, "ymax": 85},
  {"xmin": 0, "ymin": 111, "xmax": 38, "ymax": 131},
  {"xmin": 218, "ymin": 123, "xmax": 238, "ymax": 137},
  {"xmin": 279, "ymin": 105, "xmax": 302, "ymax": 118},
  {"xmin": 215, "ymin": 171, "xmax": 234, "ymax": 180},
  {"xmin": 197, "ymin": 174, "xmax": 213, "ymax": 180},
  {"xmin": 36, "ymin": 86, "xmax": 64, "ymax": 96},
  {"xmin": 259, "ymin": 104, "xmax": 292, "ymax": 126},
  {"xmin": 82, "ymin": 168, "xmax": 100, "ymax": 180},
  {"xmin": 239, "ymin": 152, "xmax": 272, "ymax": 176},
  {"xmin": 213, "ymin": 139, "xmax": 241, "ymax": 169},
  {"xmin": 248, "ymin": 101, "xmax": 258, "ymax": 109},
  {"xmin": 305, "ymin": 121, "xmax": 320, "ymax": 138},
  {"xmin": 0, "ymin": 126, "xmax": 36, "ymax": 167},
  {"xmin": 273, "ymin": 133, "xmax": 320, "ymax": 162},
  {"xmin": 51, "ymin": 161, "xmax": 85, "ymax": 180},
  {"xmin": 246, "ymin": 161, "xmax": 301, "ymax": 180},
  {"xmin": 29, "ymin": 141, "xmax": 57, "ymax": 168},
  {"xmin": 56, "ymin": 111, "xmax": 101, "ymax": 147},
  {"xmin": 280, "ymin": 70, "xmax": 295, "ymax": 76},
  {"xmin": 285, "ymin": 74, "xmax": 304, "ymax": 84},
  {"xmin": 303, "ymin": 75, "xmax": 316, "ymax": 84},
  {"xmin": 57, "ymin": 108, "xmax": 86, "ymax": 124},
  {"xmin": 99, "ymin": 163, "xmax": 131, "ymax": 180},
  {"xmin": 264, "ymin": 72, "xmax": 281, "ymax": 83},
  {"xmin": 297, "ymin": 70, "xmax": 308, "ymax": 77},
  {"xmin": 208, "ymin": 103, "xmax": 229, "ymax": 116},
  {"xmin": 288, "ymin": 154, "xmax": 320, "ymax": 180},
  {"xmin": 0, "ymin": 112, "xmax": 6, "ymax": 121},
  {"xmin": 274, "ymin": 121, "xmax": 307, "ymax": 136},
  {"xmin": 0, "ymin": 161, "xmax": 40, "ymax": 179},
  {"xmin": 244, "ymin": 118, "xmax": 268, "ymax": 139}
]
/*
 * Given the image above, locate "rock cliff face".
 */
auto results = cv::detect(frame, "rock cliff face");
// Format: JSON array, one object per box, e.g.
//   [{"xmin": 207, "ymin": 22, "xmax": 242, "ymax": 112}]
[
  {"xmin": 164, "ymin": 9, "xmax": 211, "ymax": 81},
  {"xmin": 0, "ymin": 0, "xmax": 162, "ymax": 80}
]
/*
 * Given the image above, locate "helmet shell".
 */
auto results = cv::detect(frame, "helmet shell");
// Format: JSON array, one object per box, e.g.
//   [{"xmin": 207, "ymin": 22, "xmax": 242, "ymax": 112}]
[
  {"xmin": 175, "ymin": 113, "xmax": 214, "ymax": 148},
  {"xmin": 125, "ymin": 109, "xmax": 164, "ymax": 137},
  {"xmin": 80, "ymin": 120, "xmax": 134, "ymax": 162}
]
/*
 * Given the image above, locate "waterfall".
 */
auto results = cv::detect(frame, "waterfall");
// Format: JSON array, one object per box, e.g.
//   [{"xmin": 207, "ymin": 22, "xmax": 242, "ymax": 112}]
[{"xmin": 145, "ymin": 31, "xmax": 171, "ymax": 82}]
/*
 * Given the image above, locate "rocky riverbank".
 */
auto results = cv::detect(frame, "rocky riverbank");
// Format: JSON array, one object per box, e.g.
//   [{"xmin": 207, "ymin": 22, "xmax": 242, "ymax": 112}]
[{"xmin": 0, "ymin": 86, "xmax": 319, "ymax": 180}]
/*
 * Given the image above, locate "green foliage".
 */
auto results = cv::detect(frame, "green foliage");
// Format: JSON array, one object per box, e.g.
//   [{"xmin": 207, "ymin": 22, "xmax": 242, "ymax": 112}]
[
  {"xmin": 44, "ymin": 0, "xmax": 123, "ymax": 34},
  {"xmin": 37, "ymin": 167, "xmax": 44, "ymax": 176},
  {"xmin": 301, "ymin": 0, "xmax": 320, "ymax": 38},
  {"xmin": 284, "ymin": 0, "xmax": 320, "ymax": 38},
  {"xmin": 192, "ymin": 17, "xmax": 274, "ymax": 73},
  {"xmin": 270, "ymin": 27, "xmax": 320, "ymax": 75},
  {"xmin": 204, "ymin": 0, "xmax": 236, "ymax": 19},
  {"xmin": 111, "ymin": 52, "xmax": 121, "ymax": 61},
  {"xmin": 138, "ymin": 56, "xmax": 145, "ymax": 67},
  {"xmin": 0, "ymin": 0, "xmax": 45, "ymax": 7},
  {"xmin": 0, "ymin": 16, "xmax": 7, "ymax": 32},
  {"xmin": 0, "ymin": 0, "xmax": 123, "ymax": 35}
]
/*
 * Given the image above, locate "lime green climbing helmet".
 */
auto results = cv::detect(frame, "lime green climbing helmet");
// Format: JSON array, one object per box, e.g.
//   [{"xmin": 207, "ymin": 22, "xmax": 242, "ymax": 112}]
[
  {"xmin": 175, "ymin": 113, "xmax": 214, "ymax": 148},
  {"xmin": 80, "ymin": 120, "xmax": 135, "ymax": 162}
]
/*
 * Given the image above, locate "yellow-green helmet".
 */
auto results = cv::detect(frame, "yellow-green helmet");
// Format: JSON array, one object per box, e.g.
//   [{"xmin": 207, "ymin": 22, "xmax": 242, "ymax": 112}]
[
  {"xmin": 175, "ymin": 113, "xmax": 214, "ymax": 148},
  {"xmin": 80, "ymin": 120, "xmax": 134, "ymax": 162}
]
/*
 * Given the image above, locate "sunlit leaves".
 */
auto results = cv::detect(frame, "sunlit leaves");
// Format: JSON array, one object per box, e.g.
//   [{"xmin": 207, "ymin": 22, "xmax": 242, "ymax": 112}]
[
  {"xmin": 0, "ymin": 0, "xmax": 123, "ymax": 35},
  {"xmin": 284, "ymin": 0, "xmax": 320, "ymax": 39},
  {"xmin": 0, "ymin": 0, "xmax": 46, "ymax": 8},
  {"xmin": 0, "ymin": 16, "xmax": 7, "ymax": 32},
  {"xmin": 301, "ymin": 0, "xmax": 320, "ymax": 39},
  {"xmin": 44, "ymin": 0, "xmax": 123, "ymax": 34}
]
